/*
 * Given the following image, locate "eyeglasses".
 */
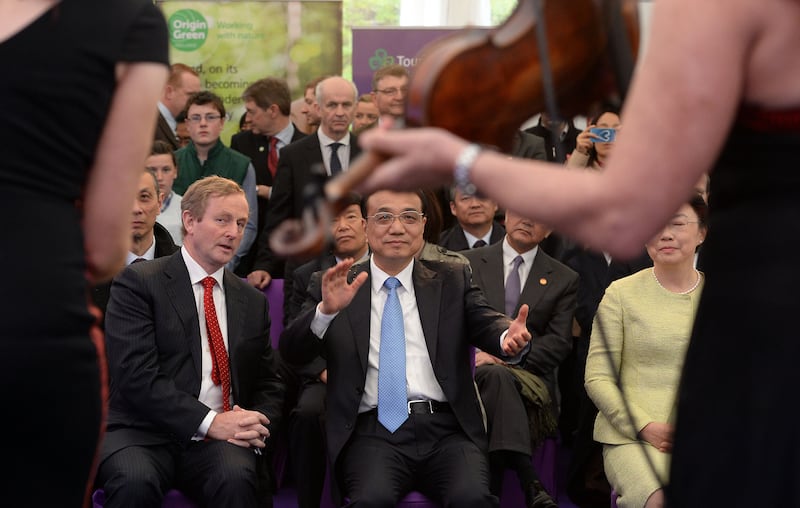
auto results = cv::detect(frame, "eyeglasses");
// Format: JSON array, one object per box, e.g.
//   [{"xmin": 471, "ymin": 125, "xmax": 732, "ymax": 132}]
[
  {"xmin": 187, "ymin": 113, "xmax": 222, "ymax": 124},
  {"xmin": 375, "ymin": 87, "xmax": 408, "ymax": 97},
  {"xmin": 666, "ymin": 220, "xmax": 700, "ymax": 232},
  {"xmin": 367, "ymin": 211, "xmax": 424, "ymax": 226}
]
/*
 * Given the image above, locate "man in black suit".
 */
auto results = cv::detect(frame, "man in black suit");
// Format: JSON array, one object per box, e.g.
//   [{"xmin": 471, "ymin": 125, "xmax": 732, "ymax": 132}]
[
  {"xmin": 247, "ymin": 76, "xmax": 362, "ymax": 290},
  {"xmin": 464, "ymin": 210, "xmax": 579, "ymax": 508},
  {"xmin": 232, "ymin": 77, "xmax": 307, "ymax": 275},
  {"xmin": 155, "ymin": 63, "xmax": 201, "ymax": 150},
  {"xmin": 96, "ymin": 176, "xmax": 285, "ymax": 508},
  {"xmin": 280, "ymin": 189, "xmax": 532, "ymax": 506},
  {"xmin": 438, "ymin": 186, "xmax": 505, "ymax": 252},
  {"xmin": 282, "ymin": 193, "xmax": 369, "ymax": 508},
  {"xmin": 523, "ymin": 111, "xmax": 582, "ymax": 163},
  {"xmin": 91, "ymin": 168, "xmax": 178, "ymax": 318}
]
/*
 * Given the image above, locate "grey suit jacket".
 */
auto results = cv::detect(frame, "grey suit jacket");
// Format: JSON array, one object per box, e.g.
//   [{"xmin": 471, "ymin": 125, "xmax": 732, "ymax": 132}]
[
  {"xmin": 463, "ymin": 241, "xmax": 578, "ymax": 399},
  {"xmin": 280, "ymin": 259, "xmax": 511, "ymax": 471},
  {"xmin": 100, "ymin": 251, "xmax": 285, "ymax": 462}
]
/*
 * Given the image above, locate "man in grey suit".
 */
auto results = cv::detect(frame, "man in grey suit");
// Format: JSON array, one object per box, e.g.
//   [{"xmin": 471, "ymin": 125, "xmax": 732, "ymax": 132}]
[
  {"xmin": 463, "ymin": 209, "xmax": 578, "ymax": 508},
  {"xmin": 96, "ymin": 176, "xmax": 284, "ymax": 508},
  {"xmin": 248, "ymin": 76, "xmax": 362, "ymax": 289},
  {"xmin": 281, "ymin": 189, "xmax": 532, "ymax": 506}
]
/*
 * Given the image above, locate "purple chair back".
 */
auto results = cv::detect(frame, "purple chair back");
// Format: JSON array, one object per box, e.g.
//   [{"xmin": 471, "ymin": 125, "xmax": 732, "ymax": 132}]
[{"xmin": 261, "ymin": 278, "xmax": 285, "ymax": 347}]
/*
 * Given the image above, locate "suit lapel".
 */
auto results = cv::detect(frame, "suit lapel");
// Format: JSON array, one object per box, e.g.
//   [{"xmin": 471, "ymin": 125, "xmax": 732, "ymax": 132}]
[
  {"xmin": 413, "ymin": 261, "xmax": 442, "ymax": 365},
  {"xmin": 346, "ymin": 263, "xmax": 372, "ymax": 375},
  {"xmin": 519, "ymin": 250, "xmax": 553, "ymax": 313},
  {"xmin": 163, "ymin": 253, "xmax": 203, "ymax": 379},
  {"xmin": 223, "ymin": 271, "xmax": 246, "ymax": 400},
  {"xmin": 478, "ymin": 243, "xmax": 507, "ymax": 311}
]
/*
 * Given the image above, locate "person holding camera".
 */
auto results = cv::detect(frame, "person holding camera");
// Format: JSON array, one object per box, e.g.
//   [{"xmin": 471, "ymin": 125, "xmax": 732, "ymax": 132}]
[{"xmin": 566, "ymin": 107, "xmax": 621, "ymax": 170}]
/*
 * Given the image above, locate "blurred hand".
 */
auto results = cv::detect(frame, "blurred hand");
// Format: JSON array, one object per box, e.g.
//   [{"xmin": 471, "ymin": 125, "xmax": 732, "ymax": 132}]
[
  {"xmin": 319, "ymin": 258, "xmax": 368, "ymax": 315},
  {"xmin": 247, "ymin": 270, "xmax": 272, "ymax": 289}
]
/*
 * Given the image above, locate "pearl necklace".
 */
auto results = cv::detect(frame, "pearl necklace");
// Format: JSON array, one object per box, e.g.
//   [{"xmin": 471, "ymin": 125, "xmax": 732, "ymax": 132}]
[{"xmin": 652, "ymin": 268, "xmax": 701, "ymax": 295}]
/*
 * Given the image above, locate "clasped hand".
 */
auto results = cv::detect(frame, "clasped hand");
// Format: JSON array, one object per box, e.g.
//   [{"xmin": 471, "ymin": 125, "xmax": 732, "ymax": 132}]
[{"xmin": 208, "ymin": 405, "xmax": 270, "ymax": 449}]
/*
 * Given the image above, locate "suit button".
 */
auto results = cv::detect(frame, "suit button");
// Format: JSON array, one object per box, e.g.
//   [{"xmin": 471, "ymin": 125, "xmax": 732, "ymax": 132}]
[
  {"xmin": 355, "ymin": 387, "xmax": 363, "ymax": 394},
  {"xmin": 345, "ymin": 423, "xmax": 352, "ymax": 430}
]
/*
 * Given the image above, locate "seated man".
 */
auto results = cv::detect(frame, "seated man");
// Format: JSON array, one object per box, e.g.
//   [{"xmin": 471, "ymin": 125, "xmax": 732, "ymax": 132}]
[
  {"xmin": 464, "ymin": 210, "xmax": 579, "ymax": 508},
  {"xmin": 438, "ymin": 186, "xmax": 505, "ymax": 252},
  {"xmin": 96, "ymin": 176, "xmax": 285, "ymax": 507},
  {"xmin": 280, "ymin": 188, "xmax": 531, "ymax": 506},
  {"xmin": 91, "ymin": 167, "xmax": 178, "ymax": 318},
  {"xmin": 284, "ymin": 192, "xmax": 369, "ymax": 508}
]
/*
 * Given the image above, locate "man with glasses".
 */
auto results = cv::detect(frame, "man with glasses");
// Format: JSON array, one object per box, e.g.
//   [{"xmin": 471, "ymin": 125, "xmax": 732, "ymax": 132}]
[
  {"xmin": 281, "ymin": 188, "xmax": 532, "ymax": 506},
  {"xmin": 371, "ymin": 64, "xmax": 409, "ymax": 119},
  {"xmin": 173, "ymin": 91, "xmax": 258, "ymax": 271}
]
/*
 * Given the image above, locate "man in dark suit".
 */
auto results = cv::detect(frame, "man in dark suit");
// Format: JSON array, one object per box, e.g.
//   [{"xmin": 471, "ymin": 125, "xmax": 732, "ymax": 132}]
[
  {"xmin": 96, "ymin": 176, "xmax": 285, "ymax": 508},
  {"xmin": 247, "ymin": 76, "xmax": 362, "ymax": 289},
  {"xmin": 155, "ymin": 63, "xmax": 201, "ymax": 150},
  {"xmin": 464, "ymin": 209, "xmax": 579, "ymax": 508},
  {"xmin": 438, "ymin": 186, "xmax": 505, "ymax": 252},
  {"xmin": 232, "ymin": 77, "xmax": 307, "ymax": 275},
  {"xmin": 91, "ymin": 168, "xmax": 178, "ymax": 318},
  {"xmin": 523, "ymin": 111, "xmax": 582, "ymax": 163},
  {"xmin": 280, "ymin": 189, "xmax": 532, "ymax": 506}
]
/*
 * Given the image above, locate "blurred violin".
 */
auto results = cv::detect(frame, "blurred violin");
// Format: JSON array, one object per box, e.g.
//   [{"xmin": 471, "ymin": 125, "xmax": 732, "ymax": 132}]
[{"xmin": 270, "ymin": 0, "xmax": 640, "ymax": 258}]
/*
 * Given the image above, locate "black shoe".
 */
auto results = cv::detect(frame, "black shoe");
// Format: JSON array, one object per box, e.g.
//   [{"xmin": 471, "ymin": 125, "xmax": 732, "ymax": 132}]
[{"xmin": 525, "ymin": 480, "xmax": 558, "ymax": 508}]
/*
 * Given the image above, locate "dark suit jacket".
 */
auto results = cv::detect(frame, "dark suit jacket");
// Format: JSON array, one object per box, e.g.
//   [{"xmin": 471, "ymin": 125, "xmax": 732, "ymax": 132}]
[
  {"xmin": 437, "ymin": 221, "xmax": 506, "ymax": 252},
  {"xmin": 91, "ymin": 222, "xmax": 179, "ymax": 320},
  {"xmin": 154, "ymin": 111, "xmax": 179, "ymax": 151},
  {"xmin": 463, "ymin": 242, "xmax": 578, "ymax": 401},
  {"xmin": 230, "ymin": 126, "xmax": 307, "ymax": 275},
  {"xmin": 253, "ymin": 132, "xmax": 362, "ymax": 275},
  {"xmin": 100, "ymin": 251, "xmax": 285, "ymax": 463},
  {"xmin": 511, "ymin": 130, "xmax": 548, "ymax": 161},
  {"xmin": 280, "ymin": 259, "xmax": 511, "ymax": 473}
]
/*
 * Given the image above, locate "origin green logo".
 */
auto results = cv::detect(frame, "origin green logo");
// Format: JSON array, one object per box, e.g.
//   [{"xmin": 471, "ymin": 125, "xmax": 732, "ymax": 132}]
[
  {"xmin": 169, "ymin": 9, "xmax": 208, "ymax": 51},
  {"xmin": 369, "ymin": 49, "xmax": 394, "ymax": 70}
]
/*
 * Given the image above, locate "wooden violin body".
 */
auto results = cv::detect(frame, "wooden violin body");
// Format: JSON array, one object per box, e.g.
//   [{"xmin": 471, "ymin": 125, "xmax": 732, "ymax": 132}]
[
  {"xmin": 407, "ymin": 0, "xmax": 640, "ymax": 152},
  {"xmin": 271, "ymin": 0, "xmax": 640, "ymax": 258}
]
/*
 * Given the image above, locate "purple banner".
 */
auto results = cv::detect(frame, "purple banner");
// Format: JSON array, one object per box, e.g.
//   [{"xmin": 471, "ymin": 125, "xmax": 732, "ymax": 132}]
[{"xmin": 351, "ymin": 27, "xmax": 459, "ymax": 97}]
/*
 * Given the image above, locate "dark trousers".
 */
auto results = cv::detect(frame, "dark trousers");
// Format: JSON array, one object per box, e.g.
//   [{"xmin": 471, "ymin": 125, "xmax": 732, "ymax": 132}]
[
  {"xmin": 339, "ymin": 410, "xmax": 497, "ymax": 508},
  {"xmin": 474, "ymin": 363, "xmax": 532, "ymax": 455},
  {"xmin": 96, "ymin": 440, "xmax": 266, "ymax": 508},
  {"xmin": 288, "ymin": 381, "xmax": 328, "ymax": 508}
]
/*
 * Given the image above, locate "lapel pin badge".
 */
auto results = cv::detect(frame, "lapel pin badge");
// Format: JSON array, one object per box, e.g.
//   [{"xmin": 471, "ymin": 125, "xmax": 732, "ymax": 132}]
[{"xmin": 539, "ymin": 278, "xmax": 548, "ymax": 286}]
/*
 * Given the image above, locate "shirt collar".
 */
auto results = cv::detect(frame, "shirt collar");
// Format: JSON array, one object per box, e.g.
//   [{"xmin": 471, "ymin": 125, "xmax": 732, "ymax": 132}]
[
  {"xmin": 370, "ymin": 256, "xmax": 414, "ymax": 296},
  {"xmin": 157, "ymin": 102, "xmax": 176, "ymax": 133},
  {"xmin": 317, "ymin": 129, "xmax": 350, "ymax": 148},
  {"xmin": 502, "ymin": 237, "xmax": 538, "ymax": 268},
  {"xmin": 181, "ymin": 246, "xmax": 225, "ymax": 288},
  {"xmin": 462, "ymin": 225, "xmax": 493, "ymax": 248},
  {"xmin": 126, "ymin": 236, "xmax": 157, "ymax": 265},
  {"xmin": 273, "ymin": 122, "xmax": 295, "ymax": 147}
]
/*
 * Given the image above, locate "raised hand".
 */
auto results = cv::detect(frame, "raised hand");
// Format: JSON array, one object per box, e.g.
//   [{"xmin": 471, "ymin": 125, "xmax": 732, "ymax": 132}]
[
  {"xmin": 319, "ymin": 258, "xmax": 369, "ymax": 315},
  {"xmin": 501, "ymin": 304, "xmax": 531, "ymax": 355}
]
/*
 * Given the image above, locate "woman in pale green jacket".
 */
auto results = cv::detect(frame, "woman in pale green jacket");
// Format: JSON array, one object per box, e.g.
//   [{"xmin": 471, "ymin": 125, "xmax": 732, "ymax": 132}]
[{"xmin": 585, "ymin": 195, "xmax": 707, "ymax": 508}]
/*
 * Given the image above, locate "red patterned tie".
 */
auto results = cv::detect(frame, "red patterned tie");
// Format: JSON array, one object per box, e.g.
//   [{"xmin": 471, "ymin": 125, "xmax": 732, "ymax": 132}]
[
  {"xmin": 267, "ymin": 136, "xmax": 279, "ymax": 178},
  {"xmin": 202, "ymin": 276, "xmax": 231, "ymax": 411}
]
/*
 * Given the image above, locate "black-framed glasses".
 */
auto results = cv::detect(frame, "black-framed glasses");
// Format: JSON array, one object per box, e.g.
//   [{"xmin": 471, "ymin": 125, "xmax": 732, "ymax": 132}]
[
  {"xmin": 187, "ymin": 113, "xmax": 222, "ymax": 124},
  {"xmin": 367, "ymin": 211, "xmax": 424, "ymax": 226}
]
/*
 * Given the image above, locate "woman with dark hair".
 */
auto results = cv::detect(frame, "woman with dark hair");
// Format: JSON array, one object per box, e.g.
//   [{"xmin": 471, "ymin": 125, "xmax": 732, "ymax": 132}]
[
  {"xmin": 567, "ymin": 106, "xmax": 621, "ymax": 170},
  {"xmin": 585, "ymin": 195, "xmax": 707, "ymax": 508}
]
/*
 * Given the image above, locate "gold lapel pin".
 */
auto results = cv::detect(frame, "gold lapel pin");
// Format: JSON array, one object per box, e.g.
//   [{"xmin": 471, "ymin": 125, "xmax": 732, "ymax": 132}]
[
  {"xmin": 539, "ymin": 278, "xmax": 548, "ymax": 286},
  {"xmin": 259, "ymin": 146, "xmax": 265, "ymax": 152}
]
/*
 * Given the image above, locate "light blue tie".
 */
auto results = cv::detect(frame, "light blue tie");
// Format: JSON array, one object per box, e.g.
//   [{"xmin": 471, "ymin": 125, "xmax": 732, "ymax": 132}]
[{"xmin": 377, "ymin": 276, "xmax": 408, "ymax": 433}]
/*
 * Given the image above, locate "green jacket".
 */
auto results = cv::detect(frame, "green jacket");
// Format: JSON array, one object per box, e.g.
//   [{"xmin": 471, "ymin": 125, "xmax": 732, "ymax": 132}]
[{"xmin": 173, "ymin": 140, "xmax": 251, "ymax": 195}]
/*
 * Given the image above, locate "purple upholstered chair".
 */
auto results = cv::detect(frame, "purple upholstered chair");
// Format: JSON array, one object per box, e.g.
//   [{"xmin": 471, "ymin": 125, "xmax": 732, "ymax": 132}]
[{"xmin": 611, "ymin": 488, "xmax": 619, "ymax": 508}]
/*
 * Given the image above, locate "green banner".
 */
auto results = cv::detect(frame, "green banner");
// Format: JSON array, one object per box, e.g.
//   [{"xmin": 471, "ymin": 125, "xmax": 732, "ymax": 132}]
[{"xmin": 158, "ymin": 1, "xmax": 342, "ymax": 144}]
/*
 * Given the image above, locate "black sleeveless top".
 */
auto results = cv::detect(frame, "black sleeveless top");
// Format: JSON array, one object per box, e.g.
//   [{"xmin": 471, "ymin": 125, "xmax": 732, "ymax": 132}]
[{"xmin": 0, "ymin": 0, "xmax": 168, "ymax": 337}]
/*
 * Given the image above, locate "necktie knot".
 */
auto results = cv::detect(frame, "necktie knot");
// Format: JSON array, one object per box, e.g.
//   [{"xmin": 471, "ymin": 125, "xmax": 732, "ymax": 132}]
[
  {"xmin": 512, "ymin": 255, "xmax": 524, "ymax": 270},
  {"xmin": 270, "ymin": 136, "xmax": 279, "ymax": 148},
  {"xmin": 505, "ymin": 256, "xmax": 524, "ymax": 316},
  {"xmin": 384, "ymin": 276, "xmax": 401, "ymax": 291},
  {"xmin": 202, "ymin": 276, "xmax": 216, "ymax": 291},
  {"xmin": 472, "ymin": 239, "xmax": 487, "ymax": 249}
]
